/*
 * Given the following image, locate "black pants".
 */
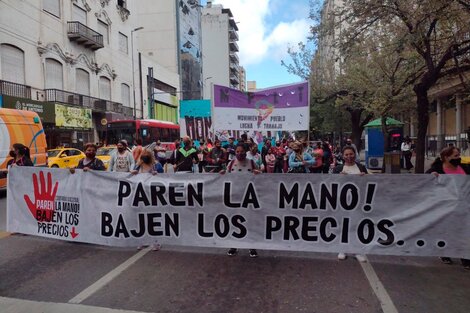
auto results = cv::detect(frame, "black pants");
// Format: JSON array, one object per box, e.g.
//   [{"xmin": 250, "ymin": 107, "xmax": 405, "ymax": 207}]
[
  {"xmin": 403, "ymin": 151, "xmax": 413, "ymax": 170},
  {"xmin": 274, "ymin": 160, "xmax": 284, "ymax": 173}
]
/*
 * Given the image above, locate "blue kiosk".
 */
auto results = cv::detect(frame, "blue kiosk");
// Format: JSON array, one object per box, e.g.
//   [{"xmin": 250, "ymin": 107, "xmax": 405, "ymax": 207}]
[{"xmin": 365, "ymin": 118, "xmax": 404, "ymax": 170}]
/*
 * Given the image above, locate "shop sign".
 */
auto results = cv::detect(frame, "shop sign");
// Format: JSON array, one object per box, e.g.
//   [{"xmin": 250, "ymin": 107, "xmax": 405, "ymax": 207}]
[
  {"xmin": 55, "ymin": 103, "xmax": 92, "ymax": 129},
  {"xmin": 2, "ymin": 95, "xmax": 55, "ymax": 123}
]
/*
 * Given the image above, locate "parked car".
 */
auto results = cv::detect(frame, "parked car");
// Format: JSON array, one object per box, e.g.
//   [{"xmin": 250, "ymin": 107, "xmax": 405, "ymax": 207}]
[{"xmin": 47, "ymin": 148, "xmax": 85, "ymax": 168}]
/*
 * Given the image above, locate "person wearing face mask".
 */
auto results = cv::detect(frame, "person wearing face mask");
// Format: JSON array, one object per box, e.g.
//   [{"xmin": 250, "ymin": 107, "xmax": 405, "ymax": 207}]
[
  {"xmin": 426, "ymin": 146, "xmax": 470, "ymax": 270},
  {"xmin": 288, "ymin": 141, "xmax": 315, "ymax": 173},
  {"xmin": 173, "ymin": 136, "xmax": 199, "ymax": 173},
  {"xmin": 131, "ymin": 149, "xmax": 163, "ymax": 175},
  {"xmin": 71, "ymin": 143, "xmax": 105, "ymax": 172},
  {"xmin": 246, "ymin": 143, "xmax": 264, "ymax": 172},
  {"xmin": 333, "ymin": 146, "xmax": 368, "ymax": 262},
  {"xmin": 221, "ymin": 144, "xmax": 261, "ymax": 258},
  {"xmin": 274, "ymin": 141, "xmax": 286, "ymax": 173},
  {"xmin": 261, "ymin": 138, "xmax": 272, "ymax": 172},
  {"xmin": 8, "ymin": 143, "xmax": 33, "ymax": 167},
  {"xmin": 108, "ymin": 140, "xmax": 135, "ymax": 172}
]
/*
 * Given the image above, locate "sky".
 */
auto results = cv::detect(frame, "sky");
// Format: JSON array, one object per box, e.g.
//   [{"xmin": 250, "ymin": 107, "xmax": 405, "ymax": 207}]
[{"xmin": 200, "ymin": 0, "xmax": 312, "ymax": 89}]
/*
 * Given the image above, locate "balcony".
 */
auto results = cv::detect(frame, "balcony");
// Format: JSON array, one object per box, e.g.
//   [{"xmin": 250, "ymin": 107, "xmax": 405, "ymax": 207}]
[
  {"xmin": 229, "ymin": 41, "xmax": 239, "ymax": 52},
  {"xmin": 44, "ymin": 89, "xmax": 131, "ymax": 116},
  {"xmin": 229, "ymin": 29, "xmax": 239, "ymax": 41},
  {"xmin": 229, "ymin": 52, "xmax": 239, "ymax": 64},
  {"xmin": 67, "ymin": 21, "xmax": 104, "ymax": 50},
  {"xmin": 0, "ymin": 80, "xmax": 31, "ymax": 99},
  {"xmin": 230, "ymin": 73, "xmax": 239, "ymax": 85}
]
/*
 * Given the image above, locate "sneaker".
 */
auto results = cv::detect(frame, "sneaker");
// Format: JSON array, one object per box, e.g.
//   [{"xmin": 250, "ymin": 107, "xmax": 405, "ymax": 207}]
[
  {"xmin": 355, "ymin": 254, "xmax": 367, "ymax": 263},
  {"xmin": 440, "ymin": 257, "xmax": 453, "ymax": 264},
  {"xmin": 137, "ymin": 245, "xmax": 144, "ymax": 250},
  {"xmin": 227, "ymin": 248, "xmax": 238, "ymax": 256},
  {"xmin": 249, "ymin": 249, "xmax": 258, "ymax": 258},
  {"xmin": 151, "ymin": 243, "xmax": 161, "ymax": 251},
  {"xmin": 337, "ymin": 253, "xmax": 347, "ymax": 260}
]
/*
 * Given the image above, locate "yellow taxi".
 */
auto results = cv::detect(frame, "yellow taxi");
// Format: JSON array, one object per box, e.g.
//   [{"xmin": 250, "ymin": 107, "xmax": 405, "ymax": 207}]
[
  {"xmin": 96, "ymin": 145, "xmax": 117, "ymax": 170},
  {"xmin": 47, "ymin": 148, "xmax": 85, "ymax": 168},
  {"xmin": 96, "ymin": 145, "xmax": 134, "ymax": 169}
]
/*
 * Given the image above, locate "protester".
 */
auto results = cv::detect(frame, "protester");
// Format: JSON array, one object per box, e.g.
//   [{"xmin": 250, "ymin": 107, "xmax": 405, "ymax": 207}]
[
  {"xmin": 322, "ymin": 141, "xmax": 334, "ymax": 173},
  {"xmin": 108, "ymin": 140, "xmax": 135, "ymax": 172},
  {"xmin": 311, "ymin": 142, "xmax": 324, "ymax": 173},
  {"xmin": 221, "ymin": 143, "xmax": 261, "ymax": 258},
  {"xmin": 224, "ymin": 137, "xmax": 236, "ymax": 162},
  {"xmin": 8, "ymin": 143, "xmax": 33, "ymax": 167},
  {"xmin": 173, "ymin": 136, "xmax": 199, "ymax": 173},
  {"xmin": 246, "ymin": 144, "xmax": 264, "ymax": 172},
  {"xmin": 205, "ymin": 140, "xmax": 227, "ymax": 172},
  {"xmin": 345, "ymin": 138, "xmax": 358, "ymax": 156},
  {"xmin": 132, "ymin": 148, "xmax": 163, "ymax": 175},
  {"xmin": 401, "ymin": 136, "xmax": 414, "ymax": 172},
  {"xmin": 197, "ymin": 140, "xmax": 208, "ymax": 173},
  {"xmin": 274, "ymin": 141, "xmax": 286, "ymax": 173},
  {"xmin": 71, "ymin": 143, "xmax": 105, "ymax": 172},
  {"xmin": 132, "ymin": 138, "xmax": 143, "ymax": 162},
  {"xmin": 261, "ymin": 139, "xmax": 272, "ymax": 172},
  {"xmin": 265, "ymin": 147, "xmax": 276, "ymax": 173},
  {"xmin": 131, "ymin": 149, "xmax": 162, "ymax": 251},
  {"xmin": 426, "ymin": 146, "xmax": 470, "ymax": 270},
  {"xmin": 288, "ymin": 141, "xmax": 315, "ymax": 173},
  {"xmin": 333, "ymin": 146, "xmax": 367, "ymax": 262},
  {"xmin": 154, "ymin": 140, "xmax": 167, "ymax": 167}
]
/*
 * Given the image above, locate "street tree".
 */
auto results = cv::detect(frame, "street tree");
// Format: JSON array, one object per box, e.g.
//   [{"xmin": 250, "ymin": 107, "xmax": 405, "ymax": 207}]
[{"xmin": 338, "ymin": 0, "xmax": 470, "ymax": 172}]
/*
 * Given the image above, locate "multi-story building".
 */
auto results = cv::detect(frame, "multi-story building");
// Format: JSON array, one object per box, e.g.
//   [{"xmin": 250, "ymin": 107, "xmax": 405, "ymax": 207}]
[
  {"xmin": 239, "ymin": 66, "xmax": 246, "ymax": 92},
  {"xmin": 136, "ymin": 0, "xmax": 203, "ymax": 109},
  {"xmin": 201, "ymin": 2, "xmax": 241, "ymax": 100},
  {"xmin": 0, "ymin": 0, "xmax": 141, "ymax": 147},
  {"xmin": 247, "ymin": 81, "xmax": 257, "ymax": 92}
]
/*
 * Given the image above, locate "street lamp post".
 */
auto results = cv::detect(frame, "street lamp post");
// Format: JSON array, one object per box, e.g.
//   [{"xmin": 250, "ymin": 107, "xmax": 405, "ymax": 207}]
[{"xmin": 131, "ymin": 26, "xmax": 144, "ymax": 119}]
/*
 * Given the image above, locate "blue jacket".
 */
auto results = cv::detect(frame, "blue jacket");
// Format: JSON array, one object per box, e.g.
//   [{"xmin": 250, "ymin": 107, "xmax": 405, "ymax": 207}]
[{"xmin": 289, "ymin": 152, "xmax": 315, "ymax": 172}]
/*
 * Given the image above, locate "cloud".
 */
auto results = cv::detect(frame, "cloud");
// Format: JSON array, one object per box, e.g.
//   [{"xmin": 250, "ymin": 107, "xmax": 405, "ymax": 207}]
[{"xmin": 211, "ymin": 0, "xmax": 310, "ymax": 66}]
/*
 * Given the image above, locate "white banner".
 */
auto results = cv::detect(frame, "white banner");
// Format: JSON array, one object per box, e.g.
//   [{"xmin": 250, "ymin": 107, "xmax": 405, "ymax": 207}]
[{"xmin": 7, "ymin": 167, "xmax": 470, "ymax": 258}]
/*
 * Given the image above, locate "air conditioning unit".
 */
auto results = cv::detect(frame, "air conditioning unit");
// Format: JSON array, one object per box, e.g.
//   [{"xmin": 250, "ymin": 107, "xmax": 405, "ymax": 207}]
[
  {"xmin": 67, "ymin": 95, "xmax": 80, "ymax": 105},
  {"xmin": 367, "ymin": 156, "xmax": 383, "ymax": 169}
]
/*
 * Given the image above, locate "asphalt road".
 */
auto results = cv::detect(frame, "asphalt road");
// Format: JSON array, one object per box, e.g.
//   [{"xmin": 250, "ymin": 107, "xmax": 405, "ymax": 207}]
[{"xmin": 1, "ymin": 191, "xmax": 470, "ymax": 313}]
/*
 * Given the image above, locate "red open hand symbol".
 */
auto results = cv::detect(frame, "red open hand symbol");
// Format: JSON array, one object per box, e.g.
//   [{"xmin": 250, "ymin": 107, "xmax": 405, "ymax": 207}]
[{"xmin": 24, "ymin": 171, "xmax": 59, "ymax": 221}]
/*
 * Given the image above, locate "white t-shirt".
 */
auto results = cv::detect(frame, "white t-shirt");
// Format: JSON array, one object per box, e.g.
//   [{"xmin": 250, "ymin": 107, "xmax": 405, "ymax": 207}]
[
  {"xmin": 227, "ymin": 159, "xmax": 255, "ymax": 173},
  {"xmin": 342, "ymin": 163, "xmax": 361, "ymax": 174},
  {"xmin": 115, "ymin": 151, "xmax": 131, "ymax": 172}
]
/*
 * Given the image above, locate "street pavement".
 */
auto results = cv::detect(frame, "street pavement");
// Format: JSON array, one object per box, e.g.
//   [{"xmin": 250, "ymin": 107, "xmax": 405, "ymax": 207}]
[{"xmin": 1, "ymin": 169, "xmax": 470, "ymax": 313}]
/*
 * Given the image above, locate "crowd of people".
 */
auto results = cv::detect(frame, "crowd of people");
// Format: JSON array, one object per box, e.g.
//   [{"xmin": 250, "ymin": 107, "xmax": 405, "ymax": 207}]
[{"xmin": 6, "ymin": 135, "xmax": 469, "ymax": 268}]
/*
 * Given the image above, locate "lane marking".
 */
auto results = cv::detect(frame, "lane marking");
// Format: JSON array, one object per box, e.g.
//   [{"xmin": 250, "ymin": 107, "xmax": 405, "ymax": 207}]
[
  {"xmin": 0, "ymin": 296, "xmax": 150, "ymax": 313},
  {"xmin": 68, "ymin": 247, "xmax": 151, "ymax": 304},
  {"xmin": 359, "ymin": 256, "xmax": 399, "ymax": 313},
  {"xmin": 0, "ymin": 231, "xmax": 11, "ymax": 239}
]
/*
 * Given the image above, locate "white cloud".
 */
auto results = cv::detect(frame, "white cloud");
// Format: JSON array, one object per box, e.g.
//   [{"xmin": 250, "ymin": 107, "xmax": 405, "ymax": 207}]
[{"xmin": 211, "ymin": 0, "xmax": 310, "ymax": 66}]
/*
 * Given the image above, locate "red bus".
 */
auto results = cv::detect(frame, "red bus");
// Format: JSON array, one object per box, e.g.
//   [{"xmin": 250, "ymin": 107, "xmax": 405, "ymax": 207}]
[{"xmin": 106, "ymin": 119, "xmax": 180, "ymax": 150}]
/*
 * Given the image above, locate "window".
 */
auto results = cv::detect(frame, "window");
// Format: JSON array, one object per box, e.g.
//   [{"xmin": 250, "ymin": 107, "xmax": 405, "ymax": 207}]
[
  {"xmin": 76, "ymin": 69, "xmax": 90, "ymax": 95},
  {"xmin": 118, "ymin": 32, "xmax": 128, "ymax": 54},
  {"xmin": 0, "ymin": 44, "xmax": 25, "ymax": 84},
  {"xmin": 72, "ymin": 5, "xmax": 87, "ymax": 25},
  {"xmin": 121, "ymin": 83, "xmax": 130, "ymax": 107},
  {"xmin": 45, "ymin": 59, "xmax": 63, "ymax": 89},
  {"xmin": 97, "ymin": 20, "xmax": 109, "ymax": 45},
  {"xmin": 43, "ymin": 0, "xmax": 60, "ymax": 18},
  {"xmin": 99, "ymin": 76, "xmax": 111, "ymax": 100}
]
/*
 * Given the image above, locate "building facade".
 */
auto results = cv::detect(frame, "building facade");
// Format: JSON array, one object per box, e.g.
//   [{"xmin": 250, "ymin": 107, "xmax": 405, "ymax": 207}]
[
  {"xmin": 239, "ymin": 66, "xmax": 246, "ymax": 92},
  {"xmin": 0, "ymin": 0, "xmax": 141, "ymax": 148},
  {"xmin": 201, "ymin": 2, "xmax": 240, "ymax": 100},
  {"xmin": 136, "ymin": 0, "xmax": 203, "ymax": 104}
]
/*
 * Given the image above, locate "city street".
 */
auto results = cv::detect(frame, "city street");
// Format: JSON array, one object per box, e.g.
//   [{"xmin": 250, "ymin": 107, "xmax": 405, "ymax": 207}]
[{"xmin": 1, "ymin": 191, "xmax": 470, "ymax": 313}]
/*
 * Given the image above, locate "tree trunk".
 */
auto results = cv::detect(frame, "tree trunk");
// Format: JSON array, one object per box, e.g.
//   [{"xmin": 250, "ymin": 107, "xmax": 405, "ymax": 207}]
[
  {"xmin": 414, "ymin": 85, "xmax": 430, "ymax": 173},
  {"xmin": 349, "ymin": 109, "xmax": 364, "ymax": 153}
]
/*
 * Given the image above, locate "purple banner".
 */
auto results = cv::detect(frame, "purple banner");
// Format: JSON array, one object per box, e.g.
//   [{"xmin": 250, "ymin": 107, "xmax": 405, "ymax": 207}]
[{"xmin": 213, "ymin": 82, "xmax": 309, "ymax": 109}]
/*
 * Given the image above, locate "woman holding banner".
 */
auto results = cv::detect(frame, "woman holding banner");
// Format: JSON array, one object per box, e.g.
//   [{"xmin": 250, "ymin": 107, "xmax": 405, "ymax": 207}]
[
  {"xmin": 221, "ymin": 143, "xmax": 261, "ymax": 258},
  {"xmin": 333, "ymin": 146, "xmax": 368, "ymax": 262},
  {"xmin": 426, "ymin": 146, "xmax": 470, "ymax": 270}
]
